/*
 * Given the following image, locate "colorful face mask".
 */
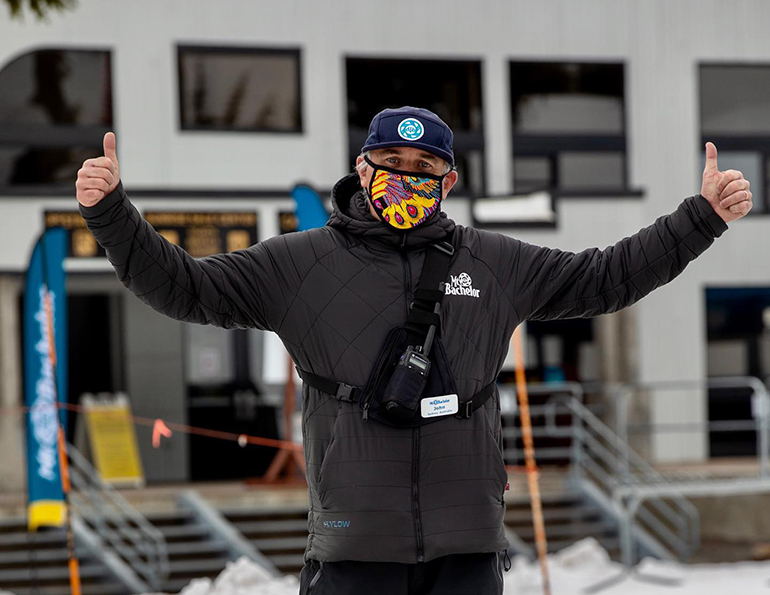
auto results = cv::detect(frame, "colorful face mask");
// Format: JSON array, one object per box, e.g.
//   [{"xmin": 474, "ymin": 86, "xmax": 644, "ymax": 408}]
[{"xmin": 364, "ymin": 156, "xmax": 446, "ymax": 230}]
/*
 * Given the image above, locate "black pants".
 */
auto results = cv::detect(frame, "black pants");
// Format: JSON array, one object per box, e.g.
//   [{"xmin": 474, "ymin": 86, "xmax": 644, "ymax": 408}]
[{"xmin": 299, "ymin": 552, "xmax": 506, "ymax": 595}]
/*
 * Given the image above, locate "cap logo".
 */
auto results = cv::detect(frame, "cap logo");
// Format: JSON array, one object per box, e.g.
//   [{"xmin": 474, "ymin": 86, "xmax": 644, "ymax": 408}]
[{"xmin": 397, "ymin": 118, "xmax": 424, "ymax": 141}]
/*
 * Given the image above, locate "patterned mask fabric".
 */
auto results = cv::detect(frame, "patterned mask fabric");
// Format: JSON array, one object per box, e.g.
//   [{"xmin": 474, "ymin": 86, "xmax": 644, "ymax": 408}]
[{"xmin": 364, "ymin": 156, "xmax": 446, "ymax": 230}]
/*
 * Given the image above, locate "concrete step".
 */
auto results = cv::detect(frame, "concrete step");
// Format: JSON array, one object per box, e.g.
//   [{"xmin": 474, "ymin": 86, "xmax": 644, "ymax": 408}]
[
  {"xmin": 268, "ymin": 552, "xmax": 305, "ymax": 571},
  {"xmin": 166, "ymin": 557, "xmax": 230, "ymax": 578},
  {"xmin": 222, "ymin": 508, "xmax": 308, "ymax": 575},
  {"xmin": 252, "ymin": 536, "xmax": 308, "ymax": 552},
  {"xmin": 505, "ymin": 504, "xmax": 602, "ymax": 524},
  {"xmin": 221, "ymin": 505, "xmax": 308, "ymax": 520},
  {"xmin": 546, "ymin": 535, "xmax": 620, "ymax": 554},
  {"xmin": 9, "ymin": 582, "xmax": 129, "ymax": 595},
  {"xmin": 165, "ymin": 539, "xmax": 229, "ymax": 557},
  {"xmin": 163, "ymin": 576, "xmax": 208, "ymax": 593},
  {"xmin": 144, "ymin": 509, "xmax": 196, "ymax": 525},
  {"xmin": 0, "ymin": 517, "xmax": 27, "ymax": 531},
  {"xmin": 156, "ymin": 523, "xmax": 210, "ymax": 541},
  {"xmin": 0, "ymin": 562, "xmax": 110, "ymax": 584},
  {"xmin": 505, "ymin": 492, "xmax": 582, "ymax": 508},
  {"xmin": 0, "ymin": 530, "xmax": 67, "ymax": 548},
  {"xmin": 234, "ymin": 519, "xmax": 308, "ymax": 535},
  {"xmin": 512, "ymin": 519, "xmax": 617, "ymax": 540},
  {"xmin": 0, "ymin": 547, "xmax": 92, "ymax": 566}
]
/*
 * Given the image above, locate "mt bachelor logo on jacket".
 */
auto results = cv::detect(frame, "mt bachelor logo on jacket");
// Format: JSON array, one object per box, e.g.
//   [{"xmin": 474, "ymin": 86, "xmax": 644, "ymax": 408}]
[{"xmin": 445, "ymin": 272, "xmax": 480, "ymax": 298}]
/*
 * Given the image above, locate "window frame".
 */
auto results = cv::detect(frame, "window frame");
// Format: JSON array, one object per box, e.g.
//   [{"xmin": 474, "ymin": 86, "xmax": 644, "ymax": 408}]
[
  {"xmin": 176, "ymin": 44, "xmax": 304, "ymax": 134},
  {"xmin": 699, "ymin": 62, "xmax": 770, "ymax": 216},
  {"xmin": 509, "ymin": 59, "xmax": 636, "ymax": 196},
  {"xmin": 344, "ymin": 55, "xmax": 487, "ymax": 196},
  {"xmin": 0, "ymin": 47, "xmax": 114, "ymax": 188}
]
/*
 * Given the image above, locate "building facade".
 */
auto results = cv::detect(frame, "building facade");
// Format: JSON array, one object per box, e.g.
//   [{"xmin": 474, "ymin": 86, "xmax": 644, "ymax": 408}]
[{"xmin": 1, "ymin": 0, "xmax": 769, "ymax": 491}]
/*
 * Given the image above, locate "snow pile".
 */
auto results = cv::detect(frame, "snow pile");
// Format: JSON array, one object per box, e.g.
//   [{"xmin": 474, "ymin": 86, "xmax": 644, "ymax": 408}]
[
  {"xmin": 144, "ymin": 557, "xmax": 298, "ymax": 595},
  {"xmin": 505, "ymin": 538, "xmax": 625, "ymax": 594},
  {"xmin": 505, "ymin": 538, "xmax": 770, "ymax": 594},
  {"xmin": 177, "ymin": 557, "xmax": 298, "ymax": 595}
]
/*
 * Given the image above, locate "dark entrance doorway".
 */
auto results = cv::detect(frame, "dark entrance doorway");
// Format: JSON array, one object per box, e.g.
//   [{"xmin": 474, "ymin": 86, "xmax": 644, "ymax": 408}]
[
  {"xmin": 66, "ymin": 293, "xmax": 124, "ymax": 441},
  {"xmin": 706, "ymin": 286, "xmax": 770, "ymax": 457}
]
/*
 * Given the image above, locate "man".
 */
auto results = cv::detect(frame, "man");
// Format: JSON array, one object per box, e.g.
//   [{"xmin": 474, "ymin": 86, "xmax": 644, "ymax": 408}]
[{"xmin": 76, "ymin": 106, "xmax": 751, "ymax": 595}]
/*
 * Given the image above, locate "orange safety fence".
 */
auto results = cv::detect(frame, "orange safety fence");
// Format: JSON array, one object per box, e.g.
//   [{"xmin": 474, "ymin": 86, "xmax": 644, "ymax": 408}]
[
  {"xmin": 85, "ymin": 402, "xmax": 303, "ymax": 452},
  {"xmin": 0, "ymin": 400, "xmax": 304, "ymax": 452}
]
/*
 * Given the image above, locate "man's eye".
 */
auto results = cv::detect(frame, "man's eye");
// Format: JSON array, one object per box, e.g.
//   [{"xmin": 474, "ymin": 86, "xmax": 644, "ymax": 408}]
[
  {"xmin": 420, "ymin": 162, "xmax": 432, "ymax": 169},
  {"xmin": 386, "ymin": 157, "xmax": 399, "ymax": 164}
]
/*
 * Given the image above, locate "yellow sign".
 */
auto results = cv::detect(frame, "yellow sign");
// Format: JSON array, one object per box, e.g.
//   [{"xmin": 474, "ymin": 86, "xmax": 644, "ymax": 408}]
[
  {"xmin": 145, "ymin": 211, "xmax": 258, "ymax": 257},
  {"xmin": 82, "ymin": 394, "xmax": 144, "ymax": 487},
  {"xmin": 279, "ymin": 211, "xmax": 298, "ymax": 234},
  {"xmin": 28, "ymin": 500, "xmax": 66, "ymax": 531},
  {"xmin": 44, "ymin": 211, "xmax": 105, "ymax": 258}
]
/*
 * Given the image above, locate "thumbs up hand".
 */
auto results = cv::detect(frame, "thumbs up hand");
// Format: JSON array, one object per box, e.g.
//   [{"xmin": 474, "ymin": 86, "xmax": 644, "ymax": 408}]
[
  {"xmin": 701, "ymin": 142, "xmax": 753, "ymax": 223},
  {"xmin": 76, "ymin": 132, "xmax": 121, "ymax": 207}
]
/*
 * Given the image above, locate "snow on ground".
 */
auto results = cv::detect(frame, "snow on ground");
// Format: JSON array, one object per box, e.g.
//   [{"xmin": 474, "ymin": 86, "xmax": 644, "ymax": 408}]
[
  {"xmin": 505, "ymin": 538, "xmax": 770, "ymax": 594},
  {"xmin": 142, "ymin": 542, "xmax": 770, "ymax": 594},
  {"xmin": 6, "ymin": 539, "xmax": 768, "ymax": 595}
]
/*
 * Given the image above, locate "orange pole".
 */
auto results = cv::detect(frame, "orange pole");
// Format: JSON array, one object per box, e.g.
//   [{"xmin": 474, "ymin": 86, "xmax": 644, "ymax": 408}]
[
  {"xmin": 57, "ymin": 428, "xmax": 70, "ymax": 494},
  {"xmin": 513, "ymin": 327, "xmax": 551, "ymax": 595},
  {"xmin": 261, "ymin": 354, "xmax": 305, "ymax": 483},
  {"xmin": 284, "ymin": 354, "xmax": 295, "ymax": 444},
  {"xmin": 58, "ymin": 428, "xmax": 81, "ymax": 595},
  {"xmin": 46, "ymin": 291, "xmax": 81, "ymax": 595},
  {"xmin": 45, "ymin": 292, "xmax": 56, "ymax": 368}
]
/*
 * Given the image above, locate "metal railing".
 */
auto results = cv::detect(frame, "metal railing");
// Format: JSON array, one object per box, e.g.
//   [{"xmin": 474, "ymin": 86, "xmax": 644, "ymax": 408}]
[
  {"xmin": 613, "ymin": 376, "xmax": 770, "ymax": 477},
  {"xmin": 607, "ymin": 376, "xmax": 770, "ymax": 566},
  {"xmin": 500, "ymin": 382, "xmax": 700, "ymax": 566},
  {"xmin": 67, "ymin": 444, "xmax": 169, "ymax": 591},
  {"xmin": 177, "ymin": 490, "xmax": 280, "ymax": 576}
]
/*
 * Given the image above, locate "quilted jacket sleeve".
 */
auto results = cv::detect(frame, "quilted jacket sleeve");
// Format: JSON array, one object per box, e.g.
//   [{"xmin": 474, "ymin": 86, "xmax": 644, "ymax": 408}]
[
  {"xmin": 79, "ymin": 182, "xmax": 289, "ymax": 331},
  {"xmin": 504, "ymin": 195, "xmax": 728, "ymax": 321}
]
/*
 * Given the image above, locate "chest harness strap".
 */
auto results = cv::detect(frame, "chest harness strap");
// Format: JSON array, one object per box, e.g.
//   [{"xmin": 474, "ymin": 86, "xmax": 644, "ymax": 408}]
[{"xmin": 297, "ymin": 368, "xmax": 496, "ymax": 419}]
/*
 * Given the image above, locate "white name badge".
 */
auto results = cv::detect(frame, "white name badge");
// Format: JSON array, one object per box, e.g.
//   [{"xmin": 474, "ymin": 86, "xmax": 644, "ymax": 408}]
[{"xmin": 421, "ymin": 394, "xmax": 459, "ymax": 418}]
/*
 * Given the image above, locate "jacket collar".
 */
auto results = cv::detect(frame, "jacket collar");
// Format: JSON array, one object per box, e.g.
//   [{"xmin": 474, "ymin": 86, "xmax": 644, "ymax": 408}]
[{"xmin": 326, "ymin": 173, "xmax": 455, "ymax": 250}]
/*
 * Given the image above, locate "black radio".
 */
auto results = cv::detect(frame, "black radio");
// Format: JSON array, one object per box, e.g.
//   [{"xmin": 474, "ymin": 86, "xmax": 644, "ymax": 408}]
[{"xmin": 380, "ymin": 345, "xmax": 432, "ymax": 419}]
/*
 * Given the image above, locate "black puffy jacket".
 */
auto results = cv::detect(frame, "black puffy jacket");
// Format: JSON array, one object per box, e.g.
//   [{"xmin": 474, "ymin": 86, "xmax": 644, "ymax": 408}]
[{"xmin": 81, "ymin": 173, "xmax": 727, "ymax": 564}]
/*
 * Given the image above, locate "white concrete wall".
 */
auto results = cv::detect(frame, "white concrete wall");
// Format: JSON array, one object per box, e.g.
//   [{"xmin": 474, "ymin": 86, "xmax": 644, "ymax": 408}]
[{"xmin": 2, "ymin": 0, "xmax": 770, "ymax": 463}]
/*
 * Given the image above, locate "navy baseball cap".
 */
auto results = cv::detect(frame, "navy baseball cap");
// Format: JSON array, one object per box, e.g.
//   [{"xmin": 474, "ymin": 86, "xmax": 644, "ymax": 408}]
[{"xmin": 361, "ymin": 106, "xmax": 455, "ymax": 167}]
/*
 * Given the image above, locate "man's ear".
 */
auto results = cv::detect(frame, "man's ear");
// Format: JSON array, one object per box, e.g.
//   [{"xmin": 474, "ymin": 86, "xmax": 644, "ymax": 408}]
[
  {"xmin": 442, "ymin": 170, "xmax": 459, "ymax": 198},
  {"xmin": 355, "ymin": 155, "xmax": 367, "ymax": 186}
]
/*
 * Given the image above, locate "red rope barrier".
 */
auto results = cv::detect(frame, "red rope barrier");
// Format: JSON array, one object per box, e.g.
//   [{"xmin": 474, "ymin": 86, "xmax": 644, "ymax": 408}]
[{"xmin": 4, "ymin": 401, "xmax": 303, "ymax": 452}]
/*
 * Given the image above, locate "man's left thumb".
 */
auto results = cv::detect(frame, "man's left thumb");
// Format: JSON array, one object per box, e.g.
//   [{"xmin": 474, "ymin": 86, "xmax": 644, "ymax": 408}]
[{"xmin": 704, "ymin": 142, "xmax": 718, "ymax": 174}]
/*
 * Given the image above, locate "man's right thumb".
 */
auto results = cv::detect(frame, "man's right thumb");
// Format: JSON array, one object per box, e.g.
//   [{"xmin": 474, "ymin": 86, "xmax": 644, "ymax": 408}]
[{"xmin": 103, "ymin": 132, "xmax": 118, "ymax": 163}]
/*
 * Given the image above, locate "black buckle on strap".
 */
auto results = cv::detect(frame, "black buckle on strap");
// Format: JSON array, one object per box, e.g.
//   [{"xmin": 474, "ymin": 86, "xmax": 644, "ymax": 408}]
[
  {"xmin": 456, "ymin": 401, "xmax": 473, "ymax": 419},
  {"xmin": 336, "ymin": 383, "xmax": 356, "ymax": 402}
]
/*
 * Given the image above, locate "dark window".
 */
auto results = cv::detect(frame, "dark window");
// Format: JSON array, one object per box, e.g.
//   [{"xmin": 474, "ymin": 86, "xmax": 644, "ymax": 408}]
[
  {"xmin": 278, "ymin": 210, "xmax": 298, "ymax": 234},
  {"xmin": 700, "ymin": 65, "xmax": 770, "ymax": 214},
  {"xmin": 510, "ymin": 61, "xmax": 627, "ymax": 194},
  {"xmin": 706, "ymin": 287, "xmax": 770, "ymax": 457},
  {"xmin": 178, "ymin": 46, "xmax": 302, "ymax": 133},
  {"xmin": 0, "ymin": 49, "xmax": 112, "ymax": 187},
  {"xmin": 346, "ymin": 57, "xmax": 485, "ymax": 196}
]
